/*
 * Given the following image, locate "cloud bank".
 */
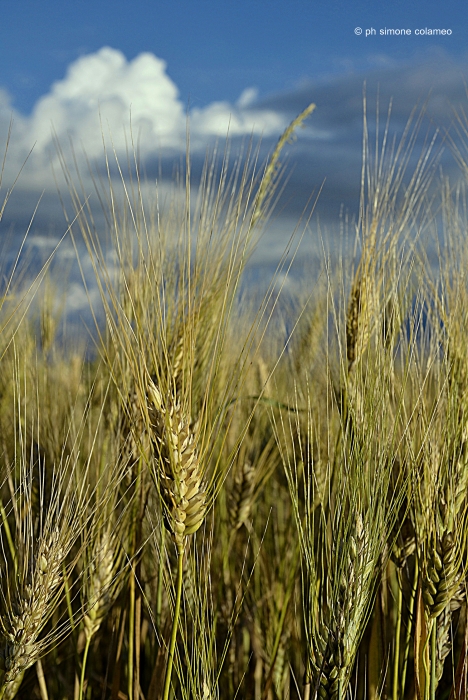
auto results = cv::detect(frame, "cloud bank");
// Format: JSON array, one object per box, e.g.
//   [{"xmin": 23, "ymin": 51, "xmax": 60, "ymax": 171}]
[
  {"xmin": 2, "ymin": 46, "xmax": 467, "ymax": 220},
  {"xmin": 1, "ymin": 46, "xmax": 288, "ymax": 173},
  {"xmin": 1, "ymin": 46, "xmax": 468, "ymax": 328}
]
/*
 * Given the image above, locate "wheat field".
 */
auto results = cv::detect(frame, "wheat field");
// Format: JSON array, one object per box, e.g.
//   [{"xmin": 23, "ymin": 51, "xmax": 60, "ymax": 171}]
[{"xmin": 0, "ymin": 102, "xmax": 467, "ymax": 700}]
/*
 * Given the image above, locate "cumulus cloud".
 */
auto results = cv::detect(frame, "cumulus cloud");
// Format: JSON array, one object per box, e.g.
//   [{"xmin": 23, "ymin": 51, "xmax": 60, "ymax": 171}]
[
  {"xmin": 4, "ymin": 47, "xmax": 288, "ymax": 167},
  {"xmin": 0, "ymin": 45, "xmax": 299, "ymax": 216},
  {"xmin": 28, "ymin": 48, "xmax": 186, "ymax": 156},
  {"xmin": 0, "ymin": 48, "xmax": 295, "ymax": 321}
]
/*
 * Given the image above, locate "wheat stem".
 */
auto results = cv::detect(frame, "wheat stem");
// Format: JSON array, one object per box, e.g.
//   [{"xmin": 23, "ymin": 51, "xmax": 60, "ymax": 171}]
[
  {"xmin": 128, "ymin": 459, "xmax": 143, "ymax": 700},
  {"xmin": 400, "ymin": 562, "xmax": 418, "ymax": 698},
  {"xmin": 78, "ymin": 636, "xmax": 91, "ymax": 700},
  {"xmin": 162, "ymin": 545, "xmax": 184, "ymax": 700},
  {"xmin": 261, "ymin": 542, "xmax": 300, "ymax": 700},
  {"xmin": 430, "ymin": 620, "xmax": 437, "ymax": 700},
  {"xmin": 128, "ymin": 566, "xmax": 135, "ymax": 700},
  {"xmin": 392, "ymin": 571, "xmax": 403, "ymax": 700},
  {"xmin": 156, "ymin": 524, "xmax": 165, "ymax": 633},
  {"xmin": 35, "ymin": 659, "xmax": 48, "ymax": 700},
  {"xmin": 133, "ymin": 463, "xmax": 144, "ymax": 700},
  {"xmin": 134, "ymin": 591, "xmax": 142, "ymax": 700}
]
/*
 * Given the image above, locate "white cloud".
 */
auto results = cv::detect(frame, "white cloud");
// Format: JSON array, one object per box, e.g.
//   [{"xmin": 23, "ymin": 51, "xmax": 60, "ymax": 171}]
[
  {"xmin": 190, "ymin": 99, "xmax": 285, "ymax": 141},
  {"xmin": 28, "ymin": 48, "xmax": 187, "ymax": 156},
  {"xmin": 0, "ymin": 46, "xmax": 295, "ymax": 209},
  {"xmin": 2, "ymin": 47, "xmax": 288, "ymax": 171},
  {"xmin": 237, "ymin": 87, "xmax": 259, "ymax": 108}
]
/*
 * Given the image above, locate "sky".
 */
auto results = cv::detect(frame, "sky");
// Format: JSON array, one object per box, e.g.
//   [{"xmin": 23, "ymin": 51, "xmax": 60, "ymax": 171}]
[
  {"xmin": 1, "ymin": 1, "xmax": 466, "ymax": 115},
  {"xmin": 1, "ymin": 0, "xmax": 467, "ymax": 326}
]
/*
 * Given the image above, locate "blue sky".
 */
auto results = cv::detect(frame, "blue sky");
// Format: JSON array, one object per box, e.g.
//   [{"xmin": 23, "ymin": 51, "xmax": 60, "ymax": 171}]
[
  {"xmin": 1, "ymin": 0, "xmax": 467, "ymax": 319},
  {"xmin": 1, "ymin": 0, "xmax": 466, "ymax": 114},
  {"xmin": 1, "ymin": 0, "xmax": 465, "ymax": 114}
]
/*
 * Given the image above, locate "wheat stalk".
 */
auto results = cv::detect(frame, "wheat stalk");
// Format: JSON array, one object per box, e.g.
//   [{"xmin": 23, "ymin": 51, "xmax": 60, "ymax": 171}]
[
  {"xmin": 306, "ymin": 514, "xmax": 376, "ymax": 700},
  {"xmin": 146, "ymin": 376, "xmax": 207, "ymax": 700},
  {"xmin": 78, "ymin": 524, "xmax": 126, "ymax": 700},
  {"xmin": 412, "ymin": 340, "xmax": 468, "ymax": 697}
]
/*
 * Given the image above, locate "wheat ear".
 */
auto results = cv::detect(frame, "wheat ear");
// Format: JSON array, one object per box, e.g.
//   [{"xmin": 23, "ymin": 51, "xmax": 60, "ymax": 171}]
[
  {"xmin": 0, "ymin": 528, "xmax": 66, "ymax": 695},
  {"xmin": 147, "ymin": 378, "xmax": 207, "ymax": 551},
  {"xmin": 79, "ymin": 527, "xmax": 124, "ymax": 700},
  {"xmin": 415, "ymin": 428, "xmax": 468, "ymax": 697},
  {"xmin": 308, "ymin": 515, "xmax": 375, "ymax": 700},
  {"xmin": 346, "ymin": 270, "xmax": 374, "ymax": 374},
  {"xmin": 146, "ymin": 377, "xmax": 207, "ymax": 700},
  {"xmin": 229, "ymin": 460, "xmax": 255, "ymax": 530},
  {"xmin": 250, "ymin": 103, "xmax": 315, "ymax": 231}
]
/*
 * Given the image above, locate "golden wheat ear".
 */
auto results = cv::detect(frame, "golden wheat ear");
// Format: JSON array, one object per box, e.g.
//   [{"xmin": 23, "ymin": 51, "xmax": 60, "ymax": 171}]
[
  {"xmin": 346, "ymin": 269, "xmax": 374, "ymax": 374},
  {"xmin": 146, "ymin": 378, "xmax": 207, "ymax": 551},
  {"xmin": 229, "ymin": 460, "xmax": 255, "ymax": 531}
]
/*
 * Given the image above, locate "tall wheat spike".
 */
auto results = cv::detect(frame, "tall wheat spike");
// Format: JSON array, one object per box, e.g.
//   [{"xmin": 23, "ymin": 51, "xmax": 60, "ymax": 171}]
[{"xmin": 146, "ymin": 378, "xmax": 206, "ymax": 552}]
